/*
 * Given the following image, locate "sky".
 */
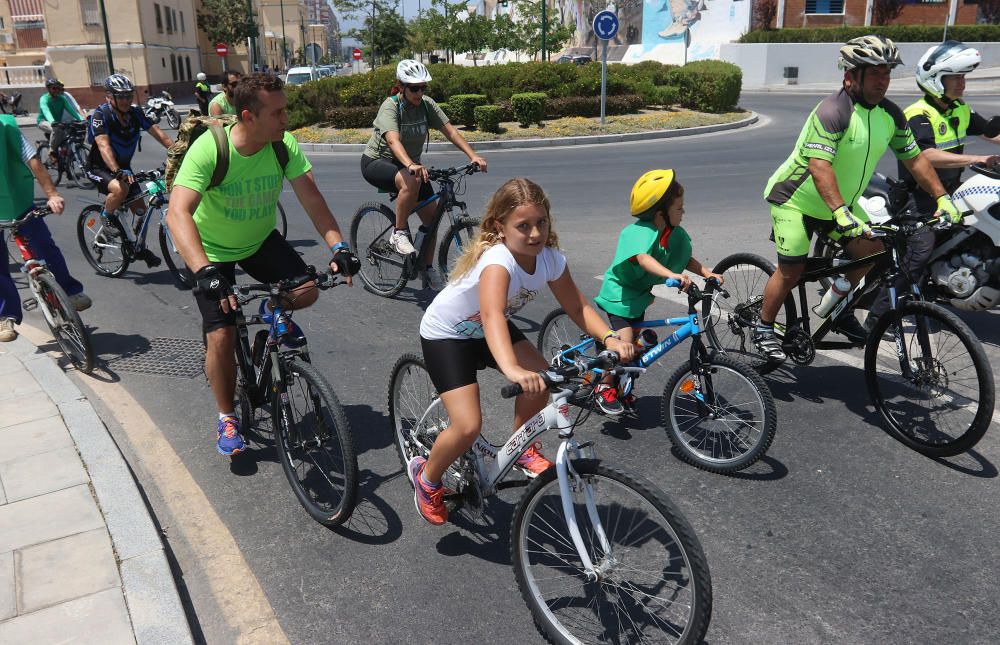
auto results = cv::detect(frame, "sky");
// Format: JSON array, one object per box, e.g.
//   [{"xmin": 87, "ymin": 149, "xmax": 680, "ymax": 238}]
[{"xmin": 335, "ymin": 0, "xmax": 444, "ymax": 36}]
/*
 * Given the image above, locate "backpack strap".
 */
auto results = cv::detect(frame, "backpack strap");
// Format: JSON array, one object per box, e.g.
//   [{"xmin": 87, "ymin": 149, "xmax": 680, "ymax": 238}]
[
  {"xmin": 272, "ymin": 140, "xmax": 289, "ymax": 173},
  {"xmin": 207, "ymin": 123, "xmax": 230, "ymax": 190}
]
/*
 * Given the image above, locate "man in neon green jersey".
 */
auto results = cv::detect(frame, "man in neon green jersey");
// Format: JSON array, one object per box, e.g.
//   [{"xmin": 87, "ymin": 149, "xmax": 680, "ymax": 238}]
[
  {"xmin": 208, "ymin": 69, "xmax": 241, "ymax": 116},
  {"xmin": 167, "ymin": 72, "xmax": 359, "ymax": 457},
  {"xmin": 755, "ymin": 35, "xmax": 957, "ymax": 364}
]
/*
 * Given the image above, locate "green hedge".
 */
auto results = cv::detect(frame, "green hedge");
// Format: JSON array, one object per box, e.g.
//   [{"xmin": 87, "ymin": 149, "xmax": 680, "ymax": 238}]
[
  {"xmin": 666, "ymin": 60, "xmax": 741, "ymax": 113},
  {"xmin": 474, "ymin": 105, "xmax": 503, "ymax": 133},
  {"xmin": 511, "ymin": 92, "xmax": 547, "ymax": 127},
  {"xmin": 449, "ymin": 94, "xmax": 488, "ymax": 128},
  {"xmin": 739, "ymin": 25, "xmax": 1000, "ymax": 43},
  {"xmin": 546, "ymin": 94, "xmax": 644, "ymax": 119},
  {"xmin": 323, "ymin": 105, "xmax": 380, "ymax": 129}
]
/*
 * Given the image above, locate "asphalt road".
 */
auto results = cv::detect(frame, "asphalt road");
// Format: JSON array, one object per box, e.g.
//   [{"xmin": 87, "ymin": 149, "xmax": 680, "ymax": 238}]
[{"xmin": 19, "ymin": 90, "xmax": 1000, "ymax": 644}]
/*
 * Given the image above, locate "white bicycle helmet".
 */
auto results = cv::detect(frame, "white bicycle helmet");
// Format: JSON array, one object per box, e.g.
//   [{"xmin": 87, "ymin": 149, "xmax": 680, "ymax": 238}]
[
  {"xmin": 196, "ymin": 72, "xmax": 207, "ymax": 81},
  {"xmin": 838, "ymin": 35, "xmax": 903, "ymax": 71},
  {"xmin": 104, "ymin": 73, "xmax": 135, "ymax": 95},
  {"xmin": 916, "ymin": 41, "xmax": 981, "ymax": 98},
  {"xmin": 396, "ymin": 59, "xmax": 432, "ymax": 84}
]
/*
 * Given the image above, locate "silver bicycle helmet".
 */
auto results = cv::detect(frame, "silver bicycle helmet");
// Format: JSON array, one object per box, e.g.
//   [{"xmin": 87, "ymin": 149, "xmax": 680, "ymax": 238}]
[
  {"xmin": 838, "ymin": 35, "xmax": 903, "ymax": 71},
  {"xmin": 396, "ymin": 59, "xmax": 432, "ymax": 84},
  {"xmin": 196, "ymin": 72, "xmax": 207, "ymax": 81},
  {"xmin": 916, "ymin": 41, "xmax": 981, "ymax": 98},
  {"xmin": 104, "ymin": 73, "xmax": 135, "ymax": 95},
  {"xmin": 45, "ymin": 78, "xmax": 64, "ymax": 88}
]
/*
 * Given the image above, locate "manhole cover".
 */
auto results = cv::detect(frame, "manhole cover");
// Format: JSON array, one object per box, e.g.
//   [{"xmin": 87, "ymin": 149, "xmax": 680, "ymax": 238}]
[{"xmin": 109, "ymin": 337, "xmax": 205, "ymax": 379}]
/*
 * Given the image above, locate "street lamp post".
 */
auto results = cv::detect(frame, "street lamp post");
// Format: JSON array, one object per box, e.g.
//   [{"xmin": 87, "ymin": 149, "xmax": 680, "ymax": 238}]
[
  {"xmin": 541, "ymin": 0, "xmax": 546, "ymax": 62},
  {"xmin": 370, "ymin": 0, "xmax": 377, "ymax": 70},
  {"xmin": 97, "ymin": 0, "xmax": 114, "ymax": 72},
  {"xmin": 279, "ymin": 1, "xmax": 288, "ymax": 71}
]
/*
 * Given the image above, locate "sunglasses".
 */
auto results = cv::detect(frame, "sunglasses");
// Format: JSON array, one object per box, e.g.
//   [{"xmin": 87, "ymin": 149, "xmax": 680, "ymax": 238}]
[
  {"xmin": 112, "ymin": 92, "xmax": 134, "ymax": 99},
  {"xmin": 227, "ymin": 81, "xmax": 239, "ymax": 88},
  {"xmin": 406, "ymin": 84, "xmax": 427, "ymax": 93}
]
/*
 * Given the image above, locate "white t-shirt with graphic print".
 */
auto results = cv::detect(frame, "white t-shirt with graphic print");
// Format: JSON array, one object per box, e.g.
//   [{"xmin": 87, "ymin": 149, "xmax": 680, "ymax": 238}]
[{"xmin": 420, "ymin": 243, "xmax": 567, "ymax": 341}]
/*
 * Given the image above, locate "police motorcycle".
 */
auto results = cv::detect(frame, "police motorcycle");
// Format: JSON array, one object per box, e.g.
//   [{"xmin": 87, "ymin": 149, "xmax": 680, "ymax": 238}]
[
  {"xmin": 143, "ymin": 90, "xmax": 181, "ymax": 129},
  {"xmin": 814, "ymin": 164, "xmax": 1000, "ymax": 312}
]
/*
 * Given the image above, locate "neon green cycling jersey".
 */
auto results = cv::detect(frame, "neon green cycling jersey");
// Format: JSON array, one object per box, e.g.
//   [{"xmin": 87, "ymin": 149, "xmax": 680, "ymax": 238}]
[{"xmin": 764, "ymin": 88, "xmax": 920, "ymax": 219}]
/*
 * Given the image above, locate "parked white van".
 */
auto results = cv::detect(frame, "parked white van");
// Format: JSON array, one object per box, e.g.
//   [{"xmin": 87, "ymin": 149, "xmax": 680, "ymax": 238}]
[{"xmin": 285, "ymin": 66, "xmax": 319, "ymax": 86}]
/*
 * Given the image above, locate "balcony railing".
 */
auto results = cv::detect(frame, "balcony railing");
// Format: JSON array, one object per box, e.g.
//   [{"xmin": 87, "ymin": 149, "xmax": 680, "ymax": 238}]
[{"xmin": 0, "ymin": 64, "xmax": 47, "ymax": 88}]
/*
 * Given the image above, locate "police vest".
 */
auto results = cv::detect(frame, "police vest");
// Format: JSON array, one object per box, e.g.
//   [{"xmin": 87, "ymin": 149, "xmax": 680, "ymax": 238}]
[{"xmin": 904, "ymin": 97, "xmax": 971, "ymax": 154}]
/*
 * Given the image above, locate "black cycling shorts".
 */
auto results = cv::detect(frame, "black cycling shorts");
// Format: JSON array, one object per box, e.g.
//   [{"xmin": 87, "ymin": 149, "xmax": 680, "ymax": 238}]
[
  {"xmin": 421, "ymin": 321, "xmax": 528, "ymax": 395},
  {"xmin": 195, "ymin": 230, "xmax": 309, "ymax": 333},
  {"xmin": 360, "ymin": 155, "xmax": 434, "ymax": 202},
  {"xmin": 85, "ymin": 165, "xmax": 142, "ymax": 200}
]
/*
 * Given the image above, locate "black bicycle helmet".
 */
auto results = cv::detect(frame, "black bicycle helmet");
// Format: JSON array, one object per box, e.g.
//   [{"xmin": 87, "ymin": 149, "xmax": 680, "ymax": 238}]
[
  {"xmin": 103, "ymin": 73, "xmax": 135, "ymax": 95},
  {"xmin": 45, "ymin": 78, "xmax": 64, "ymax": 88}
]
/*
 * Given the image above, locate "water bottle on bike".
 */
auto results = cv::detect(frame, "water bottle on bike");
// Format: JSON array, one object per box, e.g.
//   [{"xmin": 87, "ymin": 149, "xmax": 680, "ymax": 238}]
[{"xmin": 812, "ymin": 276, "xmax": 851, "ymax": 317}]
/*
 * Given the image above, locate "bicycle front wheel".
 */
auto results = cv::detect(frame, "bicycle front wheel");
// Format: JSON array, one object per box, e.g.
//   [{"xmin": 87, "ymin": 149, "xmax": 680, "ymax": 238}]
[
  {"xmin": 274, "ymin": 357, "xmax": 358, "ymax": 526},
  {"xmin": 36, "ymin": 143, "xmax": 62, "ymax": 187},
  {"xmin": 512, "ymin": 459, "xmax": 713, "ymax": 645},
  {"xmin": 77, "ymin": 205, "xmax": 131, "ymax": 277},
  {"xmin": 705, "ymin": 253, "xmax": 795, "ymax": 375},
  {"xmin": 662, "ymin": 354, "xmax": 777, "ymax": 473},
  {"xmin": 865, "ymin": 301, "xmax": 994, "ymax": 457},
  {"xmin": 389, "ymin": 353, "xmax": 447, "ymax": 465},
  {"xmin": 33, "ymin": 272, "xmax": 94, "ymax": 374},
  {"xmin": 437, "ymin": 217, "xmax": 479, "ymax": 281},
  {"xmin": 158, "ymin": 223, "xmax": 193, "ymax": 289},
  {"xmin": 351, "ymin": 202, "xmax": 407, "ymax": 298}
]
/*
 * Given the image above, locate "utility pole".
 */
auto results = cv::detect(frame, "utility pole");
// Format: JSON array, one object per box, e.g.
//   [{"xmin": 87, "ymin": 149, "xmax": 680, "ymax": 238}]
[
  {"xmin": 280, "ymin": 1, "xmax": 289, "ymax": 70},
  {"xmin": 370, "ymin": 0, "xmax": 377, "ymax": 70},
  {"xmin": 541, "ymin": 0, "xmax": 546, "ymax": 62},
  {"xmin": 98, "ymin": 0, "xmax": 114, "ymax": 72}
]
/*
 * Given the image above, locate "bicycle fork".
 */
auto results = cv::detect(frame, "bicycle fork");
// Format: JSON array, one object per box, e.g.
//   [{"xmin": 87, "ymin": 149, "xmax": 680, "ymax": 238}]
[{"xmin": 555, "ymin": 440, "xmax": 614, "ymax": 582}]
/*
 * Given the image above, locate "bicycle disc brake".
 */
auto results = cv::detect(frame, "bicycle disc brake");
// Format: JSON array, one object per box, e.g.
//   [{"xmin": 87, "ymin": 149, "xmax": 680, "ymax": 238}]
[{"xmin": 785, "ymin": 327, "xmax": 816, "ymax": 365}]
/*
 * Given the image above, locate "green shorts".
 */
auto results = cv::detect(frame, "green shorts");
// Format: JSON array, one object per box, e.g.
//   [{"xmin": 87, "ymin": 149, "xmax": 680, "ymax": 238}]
[{"xmin": 769, "ymin": 204, "xmax": 868, "ymax": 264}]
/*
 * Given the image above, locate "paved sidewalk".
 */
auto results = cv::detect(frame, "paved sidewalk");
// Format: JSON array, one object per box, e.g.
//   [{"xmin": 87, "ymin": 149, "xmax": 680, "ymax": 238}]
[{"xmin": 0, "ymin": 336, "xmax": 192, "ymax": 644}]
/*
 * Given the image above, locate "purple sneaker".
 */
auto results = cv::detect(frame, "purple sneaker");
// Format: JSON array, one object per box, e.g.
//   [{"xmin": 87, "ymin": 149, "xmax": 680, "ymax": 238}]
[{"xmin": 216, "ymin": 415, "xmax": 246, "ymax": 456}]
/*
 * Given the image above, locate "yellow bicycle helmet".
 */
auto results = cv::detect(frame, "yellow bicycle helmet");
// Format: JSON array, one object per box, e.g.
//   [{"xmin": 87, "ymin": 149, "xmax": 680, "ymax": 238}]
[{"xmin": 630, "ymin": 169, "xmax": 675, "ymax": 218}]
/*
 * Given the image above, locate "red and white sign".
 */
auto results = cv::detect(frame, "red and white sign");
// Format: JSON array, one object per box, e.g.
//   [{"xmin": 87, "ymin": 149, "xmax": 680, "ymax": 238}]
[
  {"xmin": 352, "ymin": 48, "xmax": 363, "ymax": 61},
  {"xmin": 215, "ymin": 43, "xmax": 228, "ymax": 57}
]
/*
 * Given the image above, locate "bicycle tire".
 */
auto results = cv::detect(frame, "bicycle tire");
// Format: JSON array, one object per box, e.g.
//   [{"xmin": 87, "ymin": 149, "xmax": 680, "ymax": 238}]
[
  {"xmin": 71, "ymin": 144, "xmax": 95, "ymax": 190},
  {"xmin": 165, "ymin": 109, "xmax": 181, "ymax": 129},
  {"xmin": 276, "ymin": 200, "xmax": 288, "ymax": 238},
  {"xmin": 511, "ymin": 458, "xmax": 713, "ymax": 645},
  {"xmin": 77, "ymin": 205, "xmax": 131, "ymax": 277},
  {"xmin": 864, "ymin": 300, "xmax": 994, "ymax": 457},
  {"xmin": 350, "ymin": 201, "xmax": 407, "ymax": 298},
  {"xmin": 388, "ymin": 353, "xmax": 444, "ymax": 467},
  {"xmin": 662, "ymin": 353, "xmax": 777, "ymax": 473},
  {"xmin": 705, "ymin": 252, "xmax": 796, "ymax": 375},
  {"xmin": 274, "ymin": 357, "xmax": 358, "ymax": 526},
  {"xmin": 437, "ymin": 217, "xmax": 480, "ymax": 282},
  {"xmin": 36, "ymin": 143, "xmax": 62, "ymax": 187},
  {"xmin": 33, "ymin": 272, "xmax": 94, "ymax": 374},
  {"xmin": 158, "ymin": 223, "xmax": 193, "ymax": 289},
  {"xmin": 536, "ymin": 308, "xmax": 591, "ymax": 360}
]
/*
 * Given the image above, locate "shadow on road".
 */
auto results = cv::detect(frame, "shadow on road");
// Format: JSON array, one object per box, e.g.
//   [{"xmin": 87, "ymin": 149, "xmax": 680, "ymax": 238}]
[
  {"xmin": 343, "ymin": 403, "xmax": 391, "ymax": 457},
  {"xmin": 436, "ymin": 498, "xmax": 515, "ymax": 566},
  {"xmin": 331, "ymin": 468, "xmax": 404, "ymax": 545}
]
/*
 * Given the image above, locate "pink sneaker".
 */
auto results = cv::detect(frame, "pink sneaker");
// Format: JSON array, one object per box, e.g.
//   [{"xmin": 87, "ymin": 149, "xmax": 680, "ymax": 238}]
[{"xmin": 515, "ymin": 442, "xmax": 554, "ymax": 478}]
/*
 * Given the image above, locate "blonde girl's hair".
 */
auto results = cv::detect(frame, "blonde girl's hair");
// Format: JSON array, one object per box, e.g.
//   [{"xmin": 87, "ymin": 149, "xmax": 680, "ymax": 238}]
[{"xmin": 449, "ymin": 177, "xmax": 560, "ymax": 282}]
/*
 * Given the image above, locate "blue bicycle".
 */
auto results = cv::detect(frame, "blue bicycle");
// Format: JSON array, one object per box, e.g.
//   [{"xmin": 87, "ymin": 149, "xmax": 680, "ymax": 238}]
[{"xmin": 538, "ymin": 278, "xmax": 778, "ymax": 473}]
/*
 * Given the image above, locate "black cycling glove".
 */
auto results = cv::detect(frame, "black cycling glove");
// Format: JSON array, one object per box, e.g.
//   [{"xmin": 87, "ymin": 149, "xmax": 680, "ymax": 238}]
[
  {"xmin": 194, "ymin": 264, "xmax": 230, "ymax": 300},
  {"xmin": 331, "ymin": 249, "xmax": 361, "ymax": 277}
]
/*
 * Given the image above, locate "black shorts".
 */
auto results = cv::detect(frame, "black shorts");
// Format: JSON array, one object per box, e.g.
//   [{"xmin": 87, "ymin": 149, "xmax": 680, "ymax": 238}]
[
  {"xmin": 195, "ymin": 230, "xmax": 309, "ymax": 333},
  {"xmin": 85, "ymin": 165, "xmax": 142, "ymax": 200},
  {"xmin": 360, "ymin": 155, "xmax": 434, "ymax": 202},
  {"xmin": 421, "ymin": 321, "xmax": 528, "ymax": 394},
  {"xmin": 595, "ymin": 303, "xmax": 644, "ymax": 349}
]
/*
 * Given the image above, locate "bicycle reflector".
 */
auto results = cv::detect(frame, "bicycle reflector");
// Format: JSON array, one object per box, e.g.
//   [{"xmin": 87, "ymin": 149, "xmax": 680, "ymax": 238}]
[{"xmin": 679, "ymin": 378, "xmax": 697, "ymax": 394}]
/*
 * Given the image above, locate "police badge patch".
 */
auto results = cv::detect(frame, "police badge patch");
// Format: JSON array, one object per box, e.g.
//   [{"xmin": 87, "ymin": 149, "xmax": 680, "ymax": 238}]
[{"xmin": 938, "ymin": 122, "xmax": 948, "ymax": 135}]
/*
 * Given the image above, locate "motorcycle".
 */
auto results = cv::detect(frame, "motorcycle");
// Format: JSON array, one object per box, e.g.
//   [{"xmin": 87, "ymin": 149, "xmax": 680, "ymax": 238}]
[
  {"xmin": 816, "ymin": 163, "xmax": 1000, "ymax": 312},
  {"xmin": 143, "ymin": 90, "xmax": 181, "ymax": 129},
  {"xmin": 0, "ymin": 91, "xmax": 27, "ymax": 116}
]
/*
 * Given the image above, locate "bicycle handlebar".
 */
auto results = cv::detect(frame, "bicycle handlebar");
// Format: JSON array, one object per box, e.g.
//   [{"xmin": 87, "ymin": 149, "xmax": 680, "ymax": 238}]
[
  {"xmin": 426, "ymin": 162, "xmax": 481, "ymax": 181},
  {"xmin": 133, "ymin": 168, "xmax": 166, "ymax": 182},
  {"xmin": 664, "ymin": 277, "xmax": 729, "ymax": 303},
  {"xmin": 500, "ymin": 351, "xmax": 620, "ymax": 399},
  {"xmin": 0, "ymin": 206, "xmax": 53, "ymax": 230},
  {"xmin": 231, "ymin": 267, "xmax": 339, "ymax": 306}
]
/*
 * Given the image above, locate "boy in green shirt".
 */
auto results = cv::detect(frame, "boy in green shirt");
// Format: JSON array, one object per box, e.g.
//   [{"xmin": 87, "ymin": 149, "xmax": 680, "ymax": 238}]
[{"xmin": 593, "ymin": 169, "xmax": 722, "ymax": 414}]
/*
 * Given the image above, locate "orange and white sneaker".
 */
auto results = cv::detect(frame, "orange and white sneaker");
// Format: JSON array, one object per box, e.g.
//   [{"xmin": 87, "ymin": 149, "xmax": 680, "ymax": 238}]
[
  {"xmin": 407, "ymin": 456, "xmax": 448, "ymax": 525},
  {"xmin": 515, "ymin": 442, "xmax": 554, "ymax": 478}
]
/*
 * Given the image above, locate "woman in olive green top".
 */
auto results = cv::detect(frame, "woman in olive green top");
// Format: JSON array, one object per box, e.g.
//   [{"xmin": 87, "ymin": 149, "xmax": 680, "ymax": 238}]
[{"xmin": 361, "ymin": 59, "xmax": 487, "ymax": 287}]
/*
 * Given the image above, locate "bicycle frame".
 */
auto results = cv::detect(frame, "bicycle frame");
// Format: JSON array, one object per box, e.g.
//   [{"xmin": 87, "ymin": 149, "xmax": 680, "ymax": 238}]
[
  {"xmin": 233, "ymin": 296, "xmax": 307, "ymax": 411},
  {"xmin": 4, "ymin": 217, "xmax": 62, "ymax": 327},
  {"xmin": 374, "ymin": 176, "xmax": 466, "ymax": 268},
  {"xmin": 80, "ymin": 180, "xmax": 167, "ymax": 253}
]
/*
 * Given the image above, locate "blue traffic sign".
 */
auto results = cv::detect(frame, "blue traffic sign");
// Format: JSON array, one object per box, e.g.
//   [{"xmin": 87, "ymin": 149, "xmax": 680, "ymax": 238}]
[{"xmin": 592, "ymin": 10, "xmax": 619, "ymax": 41}]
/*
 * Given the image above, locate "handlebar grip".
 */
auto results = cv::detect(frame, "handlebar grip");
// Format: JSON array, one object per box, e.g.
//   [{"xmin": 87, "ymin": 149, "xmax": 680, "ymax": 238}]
[
  {"xmin": 500, "ymin": 383, "xmax": 524, "ymax": 399},
  {"xmin": 664, "ymin": 278, "xmax": 682, "ymax": 289}
]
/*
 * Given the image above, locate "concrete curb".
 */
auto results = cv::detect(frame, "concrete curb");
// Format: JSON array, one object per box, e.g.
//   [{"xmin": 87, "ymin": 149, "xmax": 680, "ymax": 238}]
[
  {"xmin": 297, "ymin": 111, "xmax": 759, "ymax": 153},
  {"xmin": 6, "ymin": 336, "xmax": 193, "ymax": 645}
]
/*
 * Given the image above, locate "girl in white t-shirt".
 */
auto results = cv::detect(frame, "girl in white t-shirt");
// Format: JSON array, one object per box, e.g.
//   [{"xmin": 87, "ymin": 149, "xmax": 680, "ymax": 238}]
[{"xmin": 409, "ymin": 178, "xmax": 636, "ymax": 525}]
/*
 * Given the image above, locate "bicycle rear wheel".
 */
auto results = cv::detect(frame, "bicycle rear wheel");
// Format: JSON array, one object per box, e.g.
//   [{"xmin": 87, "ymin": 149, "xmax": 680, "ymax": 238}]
[
  {"xmin": 33, "ymin": 272, "xmax": 94, "ymax": 374},
  {"xmin": 70, "ymin": 144, "xmax": 95, "ymax": 189},
  {"xmin": 350, "ymin": 202, "xmax": 408, "ymax": 298},
  {"xmin": 511, "ymin": 459, "xmax": 713, "ymax": 645},
  {"xmin": 705, "ymin": 253, "xmax": 795, "ymax": 375},
  {"xmin": 276, "ymin": 201, "xmax": 288, "ymax": 238},
  {"xmin": 865, "ymin": 301, "xmax": 994, "ymax": 457},
  {"xmin": 77, "ymin": 205, "xmax": 131, "ymax": 277},
  {"xmin": 274, "ymin": 357, "xmax": 357, "ymax": 526},
  {"xmin": 158, "ymin": 223, "xmax": 193, "ymax": 289},
  {"xmin": 536, "ymin": 308, "xmax": 593, "ymax": 362},
  {"xmin": 36, "ymin": 143, "xmax": 62, "ymax": 187},
  {"xmin": 662, "ymin": 353, "xmax": 777, "ymax": 473},
  {"xmin": 437, "ymin": 217, "xmax": 479, "ymax": 281}
]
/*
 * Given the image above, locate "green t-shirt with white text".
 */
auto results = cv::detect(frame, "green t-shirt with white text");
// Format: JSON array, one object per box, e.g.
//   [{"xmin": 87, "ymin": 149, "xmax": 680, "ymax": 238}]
[
  {"xmin": 594, "ymin": 220, "xmax": 693, "ymax": 318},
  {"xmin": 172, "ymin": 127, "xmax": 310, "ymax": 262}
]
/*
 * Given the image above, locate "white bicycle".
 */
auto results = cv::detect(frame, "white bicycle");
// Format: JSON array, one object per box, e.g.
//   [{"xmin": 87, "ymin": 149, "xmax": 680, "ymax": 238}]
[{"xmin": 389, "ymin": 350, "xmax": 713, "ymax": 644}]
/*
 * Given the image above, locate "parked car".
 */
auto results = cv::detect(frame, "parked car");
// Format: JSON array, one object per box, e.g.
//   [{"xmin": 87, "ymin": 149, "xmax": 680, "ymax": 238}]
[
  {"xmin": 556, "ymin": 54, "xmax": 593, "ymax": 65},
  {"xmin": 285, "ymin": 66, "xmax": 319, "ymax": 85}
]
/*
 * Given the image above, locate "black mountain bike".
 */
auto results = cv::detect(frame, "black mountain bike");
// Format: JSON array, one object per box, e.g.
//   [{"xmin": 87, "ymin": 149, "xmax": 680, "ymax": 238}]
[
  {"xmin": 228, "ymin": 268, "xmax": 358, "ymax": 526},
  {"xmin": 708, "ymin": 221, "xmax": 994, "ymax": 457},
  {"xmin": 350, "ymin": 163, "xmax": 481, "ymax": 297},
  {"xmin": 37, "ymin": 122, "xmax": 93, "ymax": 189}
]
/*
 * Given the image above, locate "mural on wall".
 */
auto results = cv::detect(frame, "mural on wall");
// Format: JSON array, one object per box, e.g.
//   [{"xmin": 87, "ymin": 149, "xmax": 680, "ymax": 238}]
[{"xmin": 555, "ymin": 0, "xmax": 749, "ymax": 64}]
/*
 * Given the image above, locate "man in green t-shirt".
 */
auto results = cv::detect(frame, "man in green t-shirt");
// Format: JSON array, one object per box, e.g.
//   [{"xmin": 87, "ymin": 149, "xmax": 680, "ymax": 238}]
[
  {"xmin": 1, "ymin": 115, "xmax": 91, "ymax": 342},
  {"xmin": 208, "ymin": 69, "xmax": 241, "ymax": 116},
  {"xmin": 37, "ymin": 78, "xmax": 83, "ymax": 162},
  {"xmin": 592, "ymin": 169, "xmax": 721, "ymax": 414},
  {"xmin": 167, "ymin": 72, "xmax": 359, "ymax": 457}
]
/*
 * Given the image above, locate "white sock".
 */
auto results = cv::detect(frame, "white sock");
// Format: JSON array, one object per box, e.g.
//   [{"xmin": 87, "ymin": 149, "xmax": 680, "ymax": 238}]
[{"xmin": 219, "ymin": 411, "xmax": 236, "ymax": 420}]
